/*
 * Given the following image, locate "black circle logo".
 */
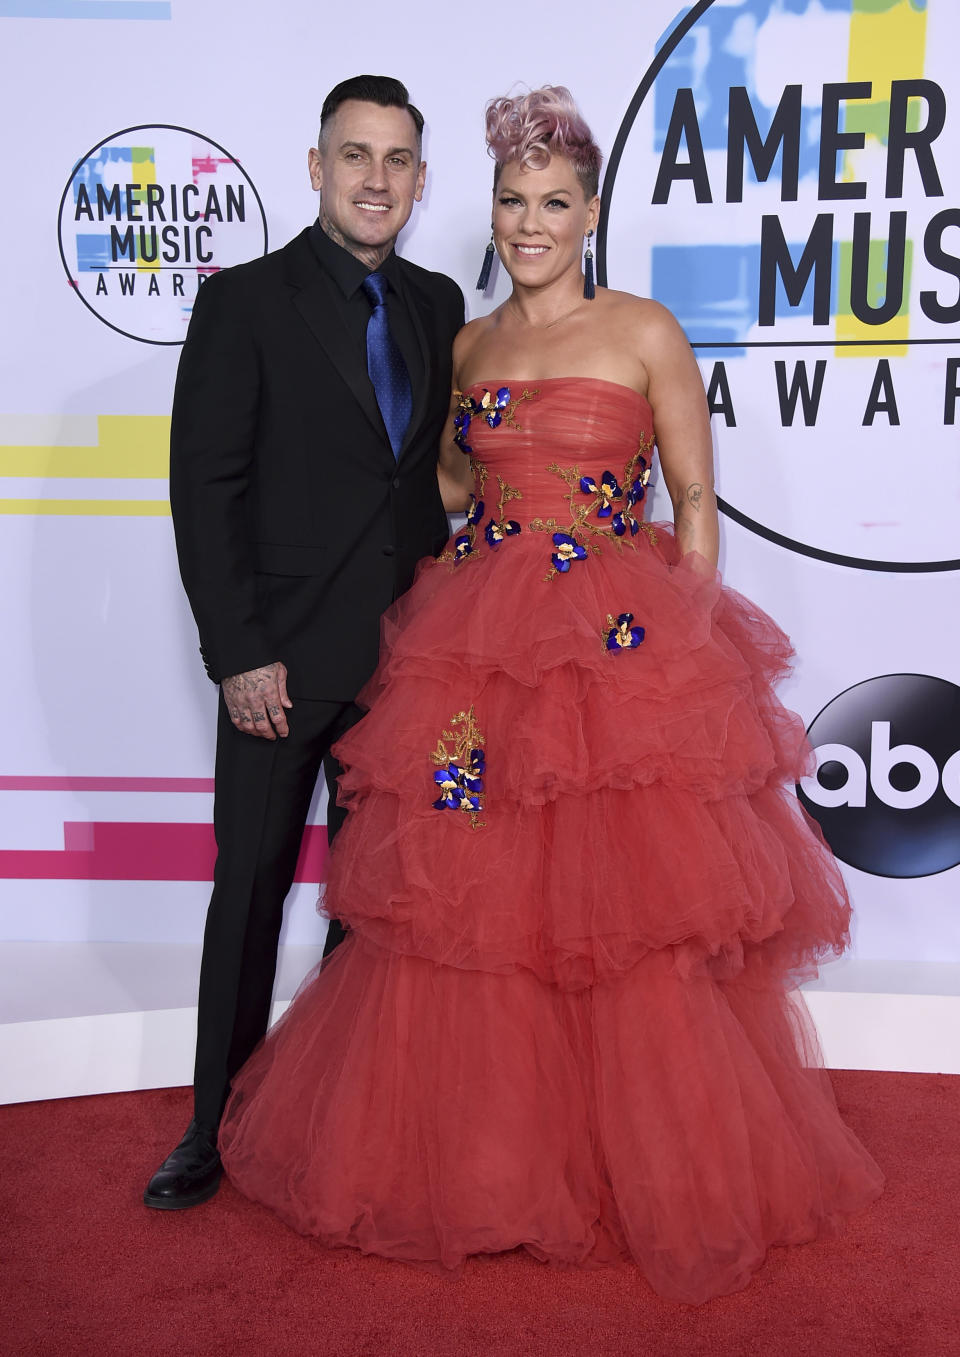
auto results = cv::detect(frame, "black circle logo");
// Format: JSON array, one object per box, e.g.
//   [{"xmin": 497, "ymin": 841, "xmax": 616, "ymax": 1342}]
[
  {"xmin": 797, "ymin": 673, "xmax": 960, "ymax": 878},
  {"xmin": 58, "ymin": 124, "xmax": 268, "ymax": 345}
]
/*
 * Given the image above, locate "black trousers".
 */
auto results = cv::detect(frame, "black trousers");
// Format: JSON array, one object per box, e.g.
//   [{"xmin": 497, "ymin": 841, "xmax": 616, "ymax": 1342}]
[{"xmin": 193, "ymin": 694, "xmax": 362, "ymax": 1130}]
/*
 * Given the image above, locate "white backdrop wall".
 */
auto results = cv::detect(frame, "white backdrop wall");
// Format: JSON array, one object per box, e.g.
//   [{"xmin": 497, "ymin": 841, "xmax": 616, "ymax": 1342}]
[{"xmin": 1, "ymin": 0, "xmax": 958, "ymax": 979}]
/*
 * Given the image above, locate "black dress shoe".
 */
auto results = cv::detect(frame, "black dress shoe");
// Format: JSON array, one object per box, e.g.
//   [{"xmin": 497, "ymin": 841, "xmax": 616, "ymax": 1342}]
[{"xmin": 143, "ymin": 1118, "xmax": 223, "ymax": 1210}]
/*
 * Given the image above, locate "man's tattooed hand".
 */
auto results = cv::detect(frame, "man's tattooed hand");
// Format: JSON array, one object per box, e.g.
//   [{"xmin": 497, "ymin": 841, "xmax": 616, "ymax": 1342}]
[{"xmin": 221, "ymin": 661, "xmax": 292, "ymax": 741}]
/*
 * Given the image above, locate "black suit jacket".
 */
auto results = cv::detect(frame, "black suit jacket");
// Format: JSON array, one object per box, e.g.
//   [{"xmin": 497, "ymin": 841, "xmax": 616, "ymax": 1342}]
[{"xmin": 169, "ymin": 227, "xmax": 465, "ymax": 699}]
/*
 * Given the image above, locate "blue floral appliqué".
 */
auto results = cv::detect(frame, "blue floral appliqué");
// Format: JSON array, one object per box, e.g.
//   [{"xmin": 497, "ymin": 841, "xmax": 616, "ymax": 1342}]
[
  {"xmin": 442, "ymin": 388, "xmax": 536, "ymax": 569},
  {"xmin": 551, "ymin": 532, "xmax": 589, "ymax": 573},
  {"xmin": 452, "ymin": 410, "xmax": 472, "ymax": 453},
  {"xmin": 453, "ymin": 387, "xmax": 512, "ymax": 453},
  {"xmin": 579, "ymin": 470, "xmax": 623, "ymax": 519},
  {"xmin": 611, "ymin": 510, "xmax": 641, "ymax": 538},
  {"xmin": 605, "ymin": 612, "xmax": 645, "ymax": 651},
  {"xmin": 530, "ymin": 436, "xmax": 657, "ymax": 580},
  {"xmin": 485, "ymin": 518, "xmax": 521, "ymax": 548},
  {"xmin": 452, "ymin": 385, "xmax": 538, "ymax": 454},
  {"xmin": 431, "ymin": 706, "xmax": 486, "ymax": 829},
  {"xmin": 628, "ymin": 457, "xmax": 651, "ymax": 507},
  {"xmin": 612, "ymin": 455, "xmax": 652, "ymax": 535},
  {"xmin": 442, "ymin": 470, "xmax": 523, "ymax": 568},
  {"xmin": 452, "ymin": 534, "xmax": 473, "ymax": 562}
]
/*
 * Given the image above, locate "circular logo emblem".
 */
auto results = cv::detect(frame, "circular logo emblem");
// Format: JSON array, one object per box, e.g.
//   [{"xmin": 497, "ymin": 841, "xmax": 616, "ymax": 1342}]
[
  {"xmin": 58, "ymin": 124, "xmax": 268, "ymax": 345},
  {"xmin": 797, "ymin": 674, "xmax": 960, "ymax": 878},
  {"xmin": 599, "ymin": 0, "xmax": 960, "ymax": 572}
]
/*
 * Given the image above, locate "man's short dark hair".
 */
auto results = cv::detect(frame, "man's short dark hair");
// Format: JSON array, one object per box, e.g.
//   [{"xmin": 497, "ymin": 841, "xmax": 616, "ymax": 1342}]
[{"xmin": 319, "ymin": 75, "xmax": 424, "ymax": 151}]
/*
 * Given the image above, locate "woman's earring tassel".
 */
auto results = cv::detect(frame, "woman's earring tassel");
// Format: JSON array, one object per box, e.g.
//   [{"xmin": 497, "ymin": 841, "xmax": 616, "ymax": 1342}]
[
  {"xmin": 583, "ymin": 229, "xmax": 596, "ymax": 300},
  {"xmin": 476, "ymin": 235, "xmax": 495, "ymax": 292}
]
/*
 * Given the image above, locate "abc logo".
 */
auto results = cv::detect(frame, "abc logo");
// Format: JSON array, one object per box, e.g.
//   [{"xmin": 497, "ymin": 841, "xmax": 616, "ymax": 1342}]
[{"xmin": 798, "ymin": 674, "xmax": 960, "ymax": 879}]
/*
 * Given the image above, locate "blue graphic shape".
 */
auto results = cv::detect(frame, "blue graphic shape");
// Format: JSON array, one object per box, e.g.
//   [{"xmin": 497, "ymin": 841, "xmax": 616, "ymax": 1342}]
[
  {"xmin": 653, "ymin": 245, "xmax": 759, "ymax": 353},
  {"xmin": 75, "ymin": 235, "xmax": 115, "ymax": 272},
  {"xmin": 652, "ymin": 240, "xmax": 841, "ymax": 351},
  {"xmin": 72, "ymin": 145, "xmax": 133, "ymax": 205},
  {"xmin": 654, "ymin": 0, "xmax": 852, "ymax": 187},
  {"xmin": 1, "ymin": 2, "xmax": 171, "ymax": 17}
]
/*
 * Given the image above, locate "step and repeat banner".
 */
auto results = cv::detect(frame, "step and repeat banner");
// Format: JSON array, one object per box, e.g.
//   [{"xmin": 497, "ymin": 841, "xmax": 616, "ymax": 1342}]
[{"xmin": 1, "ymin": 0, "xmax": 957, "ymax": 972}]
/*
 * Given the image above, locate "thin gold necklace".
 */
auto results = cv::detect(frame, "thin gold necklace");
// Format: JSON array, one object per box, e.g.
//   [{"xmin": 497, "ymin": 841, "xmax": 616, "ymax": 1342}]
[{"xmin": 507, "ymin": 297, "xmax": 587, "ymax": 330}]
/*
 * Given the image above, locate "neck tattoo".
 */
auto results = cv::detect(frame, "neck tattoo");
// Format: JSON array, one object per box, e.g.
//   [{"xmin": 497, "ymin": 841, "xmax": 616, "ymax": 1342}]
[{"xmin": 320, "ymin": 212, "xmax": 394, "ymax": 271}]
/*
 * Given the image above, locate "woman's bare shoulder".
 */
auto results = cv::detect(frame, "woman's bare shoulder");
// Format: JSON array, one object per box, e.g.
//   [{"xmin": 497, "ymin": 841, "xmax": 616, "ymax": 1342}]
[{"xmin": 599, "ymin": 289, "xmax": 681, "ymax": 331}]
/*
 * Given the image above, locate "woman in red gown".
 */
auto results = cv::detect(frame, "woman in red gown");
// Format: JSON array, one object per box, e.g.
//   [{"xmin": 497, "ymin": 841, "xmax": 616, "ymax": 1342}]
[{"xmin": 219, "ymin": 86, "xmax": 882, "ymax": 1304}]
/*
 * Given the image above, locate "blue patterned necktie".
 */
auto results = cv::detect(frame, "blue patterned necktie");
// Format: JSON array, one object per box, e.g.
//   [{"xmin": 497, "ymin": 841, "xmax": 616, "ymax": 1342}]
[{"xmin": 362, "ymin": 272, "xmax": 413, "ymax": 460}]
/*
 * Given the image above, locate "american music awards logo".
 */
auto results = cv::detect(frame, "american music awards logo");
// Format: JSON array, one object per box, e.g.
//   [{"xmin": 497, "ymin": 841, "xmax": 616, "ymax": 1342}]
[
  {"xmin": 798, "ymin": 673, "xmax": 960, "ymax": 879},
  {"xmin": 58, "ymin": 124, "xmax": 268, "ymax": 345},
  {"xmin": 599, "ymin": 0, "xmax": 960, "ymax": 572}
]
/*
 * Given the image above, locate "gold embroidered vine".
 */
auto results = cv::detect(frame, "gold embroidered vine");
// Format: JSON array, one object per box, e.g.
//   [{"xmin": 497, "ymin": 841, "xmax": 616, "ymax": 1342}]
[
  {"xmin": 431, "ymin": 705, "xmax": 487, "ymax": 829},
  {"xmin": 528, "ymin": 433, "xmax": 658, "ymax": 580}
]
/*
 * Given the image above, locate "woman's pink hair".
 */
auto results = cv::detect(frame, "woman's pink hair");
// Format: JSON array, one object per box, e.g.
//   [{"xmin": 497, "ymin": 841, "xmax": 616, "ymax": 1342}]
[{"xmin": 485, "ymin": 86, "xmax": 602, "ymax": 198}]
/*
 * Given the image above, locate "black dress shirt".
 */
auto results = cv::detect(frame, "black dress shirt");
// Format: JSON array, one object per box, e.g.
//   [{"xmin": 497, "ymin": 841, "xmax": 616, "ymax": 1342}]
[{"xmin": 308, "ymin": 219, "xmax": 424, "ymax": 402}]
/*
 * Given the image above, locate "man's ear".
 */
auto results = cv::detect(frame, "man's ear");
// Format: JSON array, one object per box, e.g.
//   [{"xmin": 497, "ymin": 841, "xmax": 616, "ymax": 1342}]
[{"xmin": 307, "ymin": 146, "xmax": 322, "ymax": 192}]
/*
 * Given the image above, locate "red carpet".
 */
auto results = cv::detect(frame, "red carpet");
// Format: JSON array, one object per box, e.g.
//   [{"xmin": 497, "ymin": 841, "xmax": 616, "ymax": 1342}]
[{"xmin": 2, "ymin": 1071, "xmax": 958, "ymax": 1356}]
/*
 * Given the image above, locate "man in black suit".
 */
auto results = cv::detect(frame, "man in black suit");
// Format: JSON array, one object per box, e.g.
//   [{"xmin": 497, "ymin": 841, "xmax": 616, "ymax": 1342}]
[{"xmin": 145, "ymin": 75, "xmax": 464, "ymax": 1209}]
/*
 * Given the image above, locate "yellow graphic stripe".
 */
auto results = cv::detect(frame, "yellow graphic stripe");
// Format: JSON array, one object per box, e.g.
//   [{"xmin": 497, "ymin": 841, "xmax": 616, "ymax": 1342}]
[
  {"xmin": 0, "ymin": 415, "xmax": 170, "ymax": 479},
  {"xmin": 0, "ymin": 499, "xmax": 169, "ymax": 517},
  {"xmin": 132, "ymin": 147, "xmax": 159, "ymax": 274},
  {"xmin": 837, "ymin": 0, "xmax": 928, "ymax": 357},
  {"xmin": 847, "ymin": 0, "xmax": 927, "ymax": 121}
]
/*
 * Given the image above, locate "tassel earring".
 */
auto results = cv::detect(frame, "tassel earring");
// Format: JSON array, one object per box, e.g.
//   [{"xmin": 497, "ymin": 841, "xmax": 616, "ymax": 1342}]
[
  {"xmin": 476, "ymin": 231, "xmax": 495, "ymax": 292},
  {"xmin": 583, "ymin": 229, "xmax": 596, "ymax": 300}
]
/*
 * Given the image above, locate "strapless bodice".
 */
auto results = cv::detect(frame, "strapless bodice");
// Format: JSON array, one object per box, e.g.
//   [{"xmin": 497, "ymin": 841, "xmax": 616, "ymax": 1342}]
[{"xmin": 450, "ymin": 377, "xmax": 656, "ymax": 572}]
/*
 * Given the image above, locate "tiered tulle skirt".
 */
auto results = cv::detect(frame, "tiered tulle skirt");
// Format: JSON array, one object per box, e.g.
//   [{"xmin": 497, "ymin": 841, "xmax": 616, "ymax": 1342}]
[{"xmin": 220, "ymin": 526, "xmax": 883, "ymax": 1304}]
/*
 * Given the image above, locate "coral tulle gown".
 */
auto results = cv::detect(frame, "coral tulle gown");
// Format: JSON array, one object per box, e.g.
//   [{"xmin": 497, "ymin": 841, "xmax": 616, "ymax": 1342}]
[{"xmin": 219, "ymin": 377, "xmax": 882, "ymax": 1304}]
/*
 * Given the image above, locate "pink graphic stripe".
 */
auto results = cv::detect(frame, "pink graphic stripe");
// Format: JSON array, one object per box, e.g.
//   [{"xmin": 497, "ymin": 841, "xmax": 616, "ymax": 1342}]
[
  {"xmin": 0, "ymin": 822, "xmax": 330, "ymax": 883},
  {"xmin": 0, "ymin": 777, "xmax": 215, "ymax": 792}
]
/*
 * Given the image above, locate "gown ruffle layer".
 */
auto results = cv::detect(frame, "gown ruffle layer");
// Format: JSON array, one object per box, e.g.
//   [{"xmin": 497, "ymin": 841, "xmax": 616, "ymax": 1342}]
[{"xmin": 220, "ymin": 378, "xmax": 882, "ymax": 1303}]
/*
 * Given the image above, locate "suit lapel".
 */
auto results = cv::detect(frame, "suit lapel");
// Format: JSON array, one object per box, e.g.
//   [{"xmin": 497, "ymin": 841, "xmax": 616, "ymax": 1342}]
[{"xmin": 284, "ymin": 234, "xmax": 386, "ymax": 445}]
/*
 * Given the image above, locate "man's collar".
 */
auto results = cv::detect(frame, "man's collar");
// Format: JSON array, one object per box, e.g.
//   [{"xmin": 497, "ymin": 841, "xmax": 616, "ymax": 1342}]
[{"xmin": 308, "ymin": 219, "xmax": 402, "ymax": 298}]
